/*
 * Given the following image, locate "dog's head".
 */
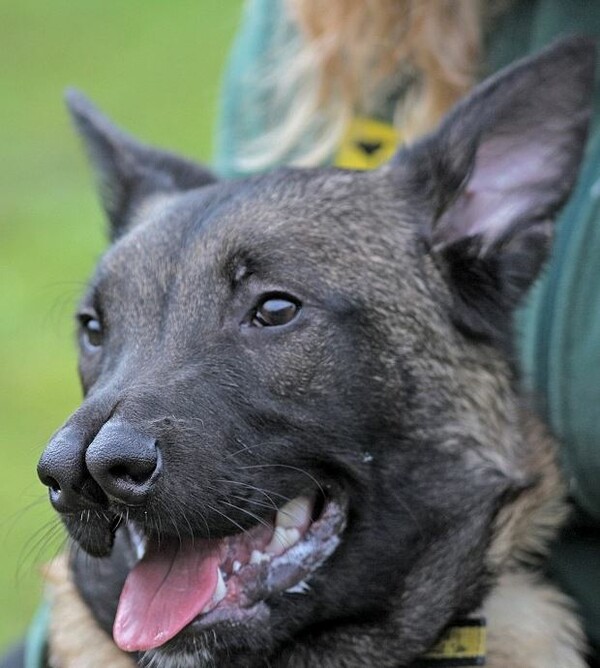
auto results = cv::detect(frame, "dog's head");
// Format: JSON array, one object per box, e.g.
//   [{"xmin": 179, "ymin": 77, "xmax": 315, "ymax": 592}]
[{"xmin": 38, "ymin": 39, "xmax": 594, "ymax": 666}]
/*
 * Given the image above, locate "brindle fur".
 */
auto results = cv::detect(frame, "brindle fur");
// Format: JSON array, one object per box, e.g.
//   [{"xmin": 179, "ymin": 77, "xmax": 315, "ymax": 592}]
[{"xmin": 5, "ymin": 38, "xmax": 595, "ymax": 668}]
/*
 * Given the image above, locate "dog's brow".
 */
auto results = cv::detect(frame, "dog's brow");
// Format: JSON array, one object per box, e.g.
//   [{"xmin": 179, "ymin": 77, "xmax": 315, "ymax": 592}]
[
  {"xmin": 223, "ymin": 252, "xmax": 257, "ymax": 290},
  {"xmin": 234, "ymin": 264, "xmax": 249, "ymax": 284}
]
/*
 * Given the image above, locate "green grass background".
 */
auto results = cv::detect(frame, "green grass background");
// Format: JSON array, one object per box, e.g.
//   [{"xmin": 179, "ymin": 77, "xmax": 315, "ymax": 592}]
[{"xmin": 0, "ymin": 0, "xmax": 242, "ymax": 651}]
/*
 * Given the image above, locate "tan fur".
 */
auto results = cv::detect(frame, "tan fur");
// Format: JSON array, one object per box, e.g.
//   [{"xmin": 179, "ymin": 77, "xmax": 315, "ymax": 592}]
[
  {"xmin": 484, "ymin": 572, "xmax": 587, "ymax": 668},
  {"xmin": 486, "ymin": 410, "xmax": 570, "ymax": 571},
  {"xmin": 481, "ymin": 411, "xmax": 587, "ymax": 667},
  {"xmin": 43, "ymin": 555, "xmax": 135, "ymax": 668}
]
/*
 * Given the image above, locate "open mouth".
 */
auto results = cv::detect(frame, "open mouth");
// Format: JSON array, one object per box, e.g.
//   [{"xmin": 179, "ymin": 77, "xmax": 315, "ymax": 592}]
[{"xmin": 113, "ymin": 493, "xmax": 347, "ymax": 652}]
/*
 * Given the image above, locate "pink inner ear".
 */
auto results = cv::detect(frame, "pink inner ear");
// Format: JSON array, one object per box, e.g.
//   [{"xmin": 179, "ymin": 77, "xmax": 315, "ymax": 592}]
[{"xmin": 435, "ymin": 133, "xmax": 566, "ymax": 251}]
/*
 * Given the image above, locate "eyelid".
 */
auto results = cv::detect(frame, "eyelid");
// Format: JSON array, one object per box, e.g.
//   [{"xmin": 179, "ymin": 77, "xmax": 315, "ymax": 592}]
[{"xmin": 256, "ymin": 291, "xmax": 301, "ymax": 306}]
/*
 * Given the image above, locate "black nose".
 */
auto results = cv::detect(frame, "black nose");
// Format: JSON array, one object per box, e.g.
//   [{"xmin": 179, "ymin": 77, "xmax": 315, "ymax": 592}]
[
  {"xmin": 85, "ymin": 419, "xmax": 161, "ymax": 505},
  {"xmin": 37, "ymin": 425, "xmax": 106, "ymax": 512}
]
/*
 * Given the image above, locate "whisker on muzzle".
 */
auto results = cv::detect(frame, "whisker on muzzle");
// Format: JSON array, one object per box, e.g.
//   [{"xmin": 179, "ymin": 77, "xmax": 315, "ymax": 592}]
[
  {"xmin": 221, "ymin": 500, "xmax": 273, "ymax": 531},
  {"xmin": 214, "ymin": 479, "xmax": 293, "ymax": 505},
  {"xmin": 16, "ymin": 517, "xmax": 66, "ymax": 583},
  {"xmin": 236, "ymin": 463, "xmax": 326, "ymax": 498}
]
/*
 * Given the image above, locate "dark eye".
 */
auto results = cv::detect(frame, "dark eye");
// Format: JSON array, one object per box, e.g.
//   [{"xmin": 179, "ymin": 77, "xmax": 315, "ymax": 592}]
[
  {"xmin": 78, "ymin": 310, "xmax": 103, "ymax": 349},
  {"xmin": 252, "ymin": 295, "xmax": 300, "ymax": 328}
]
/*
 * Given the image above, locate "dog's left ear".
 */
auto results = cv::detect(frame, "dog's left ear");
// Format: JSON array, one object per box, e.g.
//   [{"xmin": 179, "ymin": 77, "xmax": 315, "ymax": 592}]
[
  {"xmin": 66, "ymin": 89, "xmax": 216, "ymax": 240},
  {"xmin": 396, "ymin": 37, "xmax": 595, "ymax": 343}
]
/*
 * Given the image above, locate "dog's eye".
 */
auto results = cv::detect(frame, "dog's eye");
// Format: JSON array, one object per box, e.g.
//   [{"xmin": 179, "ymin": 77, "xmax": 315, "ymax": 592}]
[
  {"xmin": 252, "ymin": 295, "xmax": 300, "ymax": 328},
  {"xmin": 78, "ymin": 311, "xmax": 103, "ymax": 349}
]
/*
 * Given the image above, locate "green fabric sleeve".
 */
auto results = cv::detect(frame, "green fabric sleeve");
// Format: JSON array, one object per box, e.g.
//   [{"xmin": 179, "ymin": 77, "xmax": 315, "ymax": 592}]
[
  {"xmin": 24, "ymin": 600, "xmax": 50, "ymax": 668},
  {"xmin": 487, "ymin": 0, "xmax": 600, "ymax": 522},
  {"xmin": 517, "ymin": 126, "xmax": 600, "ymax": 648},
  {"xmin": 214, "ymin": 0, "xmax": 287, "ymax": 179},
  {"xmin": 518, "ymin": 128, "xmax": 600, "ymax": 520},
  {"xmin": 478, "ymin": 0, "xmax": 600, "ymax": 648}
]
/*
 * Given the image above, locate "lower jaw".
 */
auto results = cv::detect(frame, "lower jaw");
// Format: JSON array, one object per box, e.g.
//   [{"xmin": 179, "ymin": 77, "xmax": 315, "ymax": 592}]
[
  {"xmin": 188, "ymin": 599, "xmax": 270, "ymax": 631},
  {"xmin": 120, "ymin": 494, "xmax": 348, "ymax": 653},
  {"xmin": 143, "ymin": 601, "xmax": 271, "ymax": 662}
]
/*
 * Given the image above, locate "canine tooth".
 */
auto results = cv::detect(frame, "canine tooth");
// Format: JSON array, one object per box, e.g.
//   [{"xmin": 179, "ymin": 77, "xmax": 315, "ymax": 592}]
[
  {"xmin": 201, "ymin": 568, "xmax": 227, "ymax": 614},
  {"xmin": 135, "ymin": 540, "xmax": 146, "ymax": 561},
  {"xmin": 232, "ymin": 560, "xmax": 241, "ymax": 573},
  {"xmin": 286, "ymin": 580, "xmax": 311, "ymax": 594},
  {"xmin": 276, "ymin": 496, "xmax": 313, "ymax": 530},
  {"xmin": 266, "ymin": 526, "xmax": 301, "ymax": 556},
  {"xmin": 128, "ymin": 523, "xmax": 147, "ymax": 560},
  {"xmin": 286, "ymin": 527, "xmax": 301, "ymax": 547},
  {"xmin": 250, "ymin": 549, "xmax": 269, "ymax": 565},
  {"xmin": 212, "ymin": 568, "xmax": 227, "ymax": 605}
]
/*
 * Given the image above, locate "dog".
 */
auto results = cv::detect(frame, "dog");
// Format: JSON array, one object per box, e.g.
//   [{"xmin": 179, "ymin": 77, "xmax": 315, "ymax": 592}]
[{"xmin": 4, "ymin": 37, "xmax": 595, "ymax": 668}]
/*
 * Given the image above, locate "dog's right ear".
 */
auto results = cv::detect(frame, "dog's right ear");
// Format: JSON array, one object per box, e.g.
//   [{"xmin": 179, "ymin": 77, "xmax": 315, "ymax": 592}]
[
  {"xmin": 66, "ymin": 90, "xmax": 216, "ymax": 240},
  {"xmin": 391, "ymin": 37, "xmax": 595, "ymax": 345}
]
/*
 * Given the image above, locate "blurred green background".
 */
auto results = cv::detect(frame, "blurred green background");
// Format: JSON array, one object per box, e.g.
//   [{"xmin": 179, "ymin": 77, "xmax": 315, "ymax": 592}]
[{"xmin": 0, "ymin": 0, "xmax": 242, "ymax": 651}]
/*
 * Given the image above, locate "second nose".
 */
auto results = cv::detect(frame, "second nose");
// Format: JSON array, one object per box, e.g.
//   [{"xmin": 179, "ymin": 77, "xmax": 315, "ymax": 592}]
[{"xmin": 85, "ymin": 419, "xmax": 161, "ymax": 505}]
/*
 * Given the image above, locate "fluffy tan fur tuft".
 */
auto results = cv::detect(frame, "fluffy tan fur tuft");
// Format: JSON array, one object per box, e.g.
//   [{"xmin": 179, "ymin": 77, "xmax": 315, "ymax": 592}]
[
  {"xmin": 43, "ymin": 555, "xmax": 135, "ymax": 668},
  {"xmin": 484, "ymin": 571, "xmax": 587, "ymax": 668}
]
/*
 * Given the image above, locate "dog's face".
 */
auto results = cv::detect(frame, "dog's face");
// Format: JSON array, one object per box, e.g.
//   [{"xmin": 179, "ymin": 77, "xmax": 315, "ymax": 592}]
[{"xmin": 38, "ymin": 40, "xmax": 594, "ymax": 667}]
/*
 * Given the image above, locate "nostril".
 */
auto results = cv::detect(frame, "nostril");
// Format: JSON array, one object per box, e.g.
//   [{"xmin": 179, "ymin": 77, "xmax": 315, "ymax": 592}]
[
  {"xmin": 46, "ymin": 476, "xmax": 62, "ymax": 494},
  {"xmin": 49, "ymin": 487, "xmax": 62, "ymax": 507},
  {"xmin": 109, "ymin": 464, "xmax": 130, "ymax": 481},
  {"xmin": 97, "ymin": 448, "xmax": 160, "ymax": 504},
  {"xmin": 108, "ymin": 460, "xmax": 157, "ymax": 485}
]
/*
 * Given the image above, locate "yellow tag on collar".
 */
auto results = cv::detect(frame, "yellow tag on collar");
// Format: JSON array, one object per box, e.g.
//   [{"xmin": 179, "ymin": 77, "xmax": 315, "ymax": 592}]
[
  {"xmin": 416, "ymin": 618, "xmax": 486, "ymax": 667},
  {"xmin": 334, "ymin": 117, "xmax": 401, "ymax": 170}
]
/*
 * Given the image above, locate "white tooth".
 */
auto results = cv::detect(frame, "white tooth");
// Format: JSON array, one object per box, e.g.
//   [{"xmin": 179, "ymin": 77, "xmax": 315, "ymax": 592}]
[
  {"xmin": 250, "ymin": 549, "xmax": 269, "ymax": 565},
  {"xmin": 276, "ymin": 495, "xmax": 313, "ymax": 530},
  {"xmin": 266, "ymin": 526, "xmax": 301, "ymax": 556},
  {"xmin": 128, "ymin": 523, "xmax": 147, "ymax": 560},
  {"xmin": 285, "ymin": 527, "xmax": 301, "ymax": 547},
  {"xmin": 286, "ymin": 580, "xmax": 311, "ymax": 594},
  {"xmin": 232, "ymin": 560, "xmax": 241, "ymax": 573},
  {"xmin": 212, "ymin": 568, "xmax": 227, "ymax": 605},
  {"xmin": 266, "ymin": 527, "xmax": 287, "ymax": 556}
]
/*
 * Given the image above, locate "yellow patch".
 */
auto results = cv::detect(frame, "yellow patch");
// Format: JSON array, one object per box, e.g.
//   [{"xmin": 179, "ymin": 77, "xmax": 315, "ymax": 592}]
[
  {"xmin": 334, "ymin": 117, "xmax": 400, "ymax": 170},
  {"xmin": 419, "ymin": 620, "xmax": 487, "ymax": 666}
]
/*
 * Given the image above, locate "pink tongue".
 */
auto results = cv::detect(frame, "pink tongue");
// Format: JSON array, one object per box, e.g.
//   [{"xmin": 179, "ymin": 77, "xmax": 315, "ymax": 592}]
[{"xmin": 113, "ymin": 541, "xmax": 221, "ymax": 652}]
